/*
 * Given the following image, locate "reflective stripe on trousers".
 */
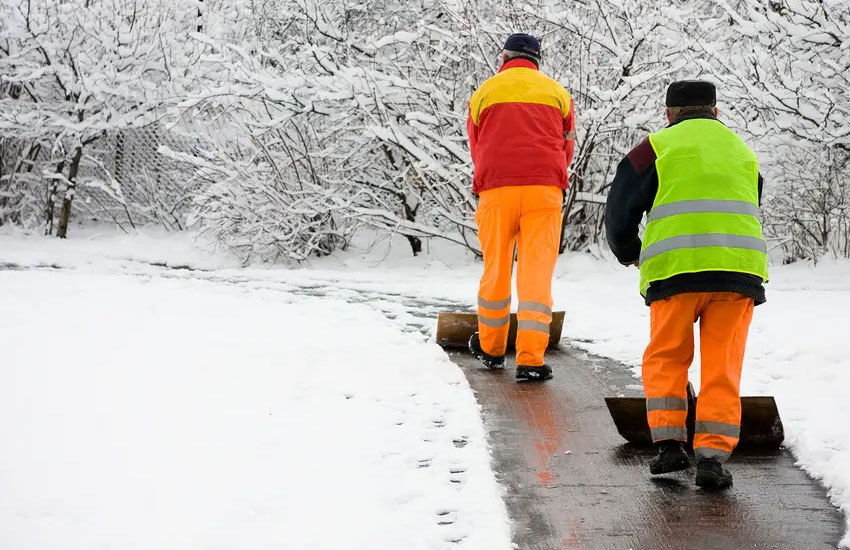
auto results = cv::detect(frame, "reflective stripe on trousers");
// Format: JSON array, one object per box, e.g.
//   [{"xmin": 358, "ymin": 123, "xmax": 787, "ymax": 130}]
[
  {"xmin": 650, "ymin": 425, "xmax": 688, "ymax": 441},
  {"xmin": 517, "ymin": 300, "xmax": 552, "ymax": 335},
  {"xmin": 694, "ymin": 447, "xmax": 731, "ymax": 461},
  {"xmin": 478, "ymin": 296, "xmax": 511, "ymax": 310},
  {"xmin": 518, "ymin": 301, "xmax": 552, "ymax": 316},
  {"xmin": 478, "ymin": 313, "xmax": 510, "ymax": 328},
  {"xmin": 696, "ymin": 420, "xmax": 740, "ymax": 439},
  {"xmin": 646, "ymin": 397, "xmax": 687, "ymax": 412},
  {"xmin": 694, "ymin": 420, "xmax": 740, "ymax": 463},
  {"xmin": 477, "ymin": 295, "xmax": 511, "ymax": 332},
  {"xmin": 517, "ymin": 319, "xmax": 549, "ymax": 333},
  {"xmin": 647, "ymin": 396, "xmax": 688, "ymax": 442}
]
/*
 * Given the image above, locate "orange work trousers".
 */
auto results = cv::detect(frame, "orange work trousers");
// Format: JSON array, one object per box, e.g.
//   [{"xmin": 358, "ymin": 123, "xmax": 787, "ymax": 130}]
[
  {"xmin": 475, "ymin": 185, "xmax": 563, "ymax": 367},
  {"xmin": 643, "ymin": 292, "xmax": 754, "ymax": 463}
]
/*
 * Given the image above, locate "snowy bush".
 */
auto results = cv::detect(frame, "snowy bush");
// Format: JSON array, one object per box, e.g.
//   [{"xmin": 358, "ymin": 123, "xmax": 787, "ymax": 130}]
[
  {"xmin": 169, "ymin": 1, "xmax": 488, "ymax": 259},
  {"xmin": 164, "ymin": 114, "xmax": 359, "ymax": 263},
  {"xmin": 515, "ymin": 0, "xmax": 695, "ymax": 251},
  {"xmin": 698, "ymin": 0, "xmax": 850, "ymax": 261},
  {"xmin": 0, "ymin": 137, "xmax": 44, "ymax": 227},
  {"xmin": 763, "ymin": 145, "xmax": 850, "ymax": 261},
  {"xmin": 0, "ymin": 0, "xmax": 202, "ymax": 236}
]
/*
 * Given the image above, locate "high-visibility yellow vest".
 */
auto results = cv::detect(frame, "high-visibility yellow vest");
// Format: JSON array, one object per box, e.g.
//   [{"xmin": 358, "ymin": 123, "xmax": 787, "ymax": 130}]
[{"xmin": 639, "ymin": 118, "xmax": 769, "ymax": 296}]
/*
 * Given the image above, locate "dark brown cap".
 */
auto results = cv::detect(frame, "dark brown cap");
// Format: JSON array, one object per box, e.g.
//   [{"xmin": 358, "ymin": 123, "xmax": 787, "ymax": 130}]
[{"xmin": 665, "ymin": 80, "xmax": 716, "ymax": 107}]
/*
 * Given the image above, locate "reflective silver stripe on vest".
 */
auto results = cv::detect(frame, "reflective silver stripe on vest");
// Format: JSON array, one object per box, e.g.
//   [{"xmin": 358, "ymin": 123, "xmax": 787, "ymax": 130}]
[
  {"xmin": 517, "ymin": 301, "xmax": 552, "ymax": 316},
  {"xmin": 478, "ymin": 296, "xmax": 511, "ymax": 310},
  {"xmin": 694, "ymin": 447, "xmax": 731, "ymax": 462},
  {"xmin": 646, "ymin": 397, "xmax": 688, "ymax": 412},
  {"xmin": 695, "ymin": 421, "xmax": 740, "ymax": 439},
  {"xmin": 640, "ymin": 234, "xmax": 767, "ymax": 264},
  {"xmin": 647, "ymin": 199, "xmax": 760, "ymax": 223},
  {"xmin": 517, "ymin": 320, "xmax": 549, "ymax": 334},
  {"xmin": 650, "ymin": 426, "xmax": 687, "ymax": 441},
  {"xmin": 478, "ymin": 314, "xmax": 510, "ymax": 328}
]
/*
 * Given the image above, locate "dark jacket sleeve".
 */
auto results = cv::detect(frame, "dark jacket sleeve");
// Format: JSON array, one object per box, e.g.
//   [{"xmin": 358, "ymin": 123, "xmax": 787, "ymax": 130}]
[{"xmin": 605, "ymin": 137, "xmax": 658, "ymax": 265}]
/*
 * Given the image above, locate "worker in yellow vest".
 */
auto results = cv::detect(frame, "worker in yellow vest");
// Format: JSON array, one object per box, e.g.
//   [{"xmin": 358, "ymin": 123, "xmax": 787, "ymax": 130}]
[{"xmin": 605, "ymin": 81, "xmax": 768, "ymax": 489}]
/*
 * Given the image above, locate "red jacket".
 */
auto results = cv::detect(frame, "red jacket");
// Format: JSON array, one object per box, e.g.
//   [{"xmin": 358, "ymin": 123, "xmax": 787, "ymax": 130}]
[{"xmin": 467, "ymin": 58, "xmax": 576, "ymax": 194}]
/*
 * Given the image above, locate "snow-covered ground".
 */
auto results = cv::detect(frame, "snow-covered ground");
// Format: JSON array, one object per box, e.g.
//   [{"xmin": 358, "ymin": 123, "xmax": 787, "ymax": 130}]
[
  {"xmin": 0, "ymin": 234, "xmax": 511, "ymax": 550},
  {"xmin": 1, "ymin": 227, "xmax": 849, "ymax": 548}
]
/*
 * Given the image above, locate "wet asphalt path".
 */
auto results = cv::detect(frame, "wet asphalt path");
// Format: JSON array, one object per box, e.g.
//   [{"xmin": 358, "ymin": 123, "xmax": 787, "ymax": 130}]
[{"xmin": 447, "ymin": 346, "xmax": 844, "ymax": 550}]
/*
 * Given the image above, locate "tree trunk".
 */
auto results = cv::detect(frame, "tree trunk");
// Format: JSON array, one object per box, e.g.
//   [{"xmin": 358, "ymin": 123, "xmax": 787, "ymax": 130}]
[
  {"xmin": 559, "ymin": 186, "xmax": 576, "ymax": 254},
  {"xmin": 406, "ymin": 235, "xmax": 422, "ymax": 255},
  {"xmin": 45, "ymin": 160, "xmax": 65, "ymax": 236},
  {"xmin": 57, "ymin": 145, "xmax": 82, "ymax": 239},
  {"xmin": 402, "ymin": 195, "xmax": 422, "ymax": 256}
]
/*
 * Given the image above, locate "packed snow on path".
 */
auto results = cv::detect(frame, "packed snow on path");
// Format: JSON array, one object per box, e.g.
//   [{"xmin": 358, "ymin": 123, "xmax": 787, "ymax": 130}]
[{"xmin": 0, "ymin": 266, "xmax": 511, "ymax": 550}]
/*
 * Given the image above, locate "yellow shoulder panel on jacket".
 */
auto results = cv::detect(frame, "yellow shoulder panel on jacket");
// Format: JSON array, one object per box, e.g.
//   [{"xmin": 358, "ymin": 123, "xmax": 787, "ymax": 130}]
[
  {"xmin": 469, "ymin": 69, "xmax": 571, "ymax": 124},
  {"xmin": 468, "ymin": 83, "xmax": 487, "ymax": 126},
  {"xmin": 559, "ymin": 87, "xmax": 572, "ymax": 119}
]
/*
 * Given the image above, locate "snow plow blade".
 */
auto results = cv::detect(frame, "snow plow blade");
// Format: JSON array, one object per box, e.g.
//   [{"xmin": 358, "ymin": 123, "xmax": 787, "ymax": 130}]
[
  {"xmin": 605, "ymin": 384, "xmax": 784, "ymax": 449},
  {"xmin": 435, "ymin": 311, "xmax": 564, "ymax": 350}
]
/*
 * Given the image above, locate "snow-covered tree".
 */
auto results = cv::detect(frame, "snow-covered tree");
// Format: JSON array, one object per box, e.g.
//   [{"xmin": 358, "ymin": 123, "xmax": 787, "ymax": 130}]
[
  {"xmin": 0, "ymin": 0, "xmax": 201, "ymax": 236},
  {"xmin": 696, "ymin": 0, "xmax": 850, "ymax": 259},
  {"xmin": 506, "ymin": 0, "xmax": 695, "ymax": 251},
  {"xmin": 3, "ymin": 0, "xmax": 847, "ymax": 262},
  {"xmin": 176, "ymin": 0, "xmax": 700, "ymax": 260},
  {"xmin": 173, "ymin": 0, "xmax": 489, "ymax": 260}
]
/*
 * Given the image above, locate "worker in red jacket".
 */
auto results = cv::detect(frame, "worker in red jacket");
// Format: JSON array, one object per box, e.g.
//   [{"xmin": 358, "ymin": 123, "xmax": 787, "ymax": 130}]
[{"xmin": 466, "ymin": 33, "xmax": 576, "ymax": 381}]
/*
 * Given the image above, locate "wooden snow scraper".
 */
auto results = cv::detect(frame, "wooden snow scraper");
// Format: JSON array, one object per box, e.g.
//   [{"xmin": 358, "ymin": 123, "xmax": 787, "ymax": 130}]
[
  {"xmin": 605, "ymin": 382, "xmax": 784, "ymax": 449},
  {"xmin": 435, "ymin": 311, "xmax": 565, "ymax": 350}
]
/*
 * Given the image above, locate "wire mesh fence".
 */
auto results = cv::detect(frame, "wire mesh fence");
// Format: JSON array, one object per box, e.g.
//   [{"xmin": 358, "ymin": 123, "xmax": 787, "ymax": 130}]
[{"xmin": 75, "ymin": 124, "xmax": 202, "ymax": 232}]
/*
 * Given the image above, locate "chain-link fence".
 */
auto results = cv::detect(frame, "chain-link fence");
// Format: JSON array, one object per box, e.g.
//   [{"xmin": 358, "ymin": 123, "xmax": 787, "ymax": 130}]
[{"xmin": 75, "ymin": 124, "xmax": 201, "ymax": 231}]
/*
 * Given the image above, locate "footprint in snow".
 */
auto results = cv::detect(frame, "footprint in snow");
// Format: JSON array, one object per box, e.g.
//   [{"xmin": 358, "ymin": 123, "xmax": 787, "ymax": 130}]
[
  {"xmin": 449, "ymin": 467, "xmax": 466, "ymax": 485},
  {"xmin": 436, "ymin": 510, "xmax": 458, "ymax": 526},
  {"xmin": 453, "ymin": 437, "xmax": 469, "ymax": 448}
]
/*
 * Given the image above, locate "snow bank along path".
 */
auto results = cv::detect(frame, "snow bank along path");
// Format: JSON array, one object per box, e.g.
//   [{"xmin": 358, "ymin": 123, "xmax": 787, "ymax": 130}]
[{"xmin": 0, "ymin": 269, "xmax": 511, "ymax": 550}]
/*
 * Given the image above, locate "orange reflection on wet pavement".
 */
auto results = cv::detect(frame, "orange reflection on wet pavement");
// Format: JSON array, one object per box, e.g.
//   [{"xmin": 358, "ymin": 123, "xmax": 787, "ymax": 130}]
[{"xmin": 507, "ymin": 383, "xmax": 564, "ymax": 486}]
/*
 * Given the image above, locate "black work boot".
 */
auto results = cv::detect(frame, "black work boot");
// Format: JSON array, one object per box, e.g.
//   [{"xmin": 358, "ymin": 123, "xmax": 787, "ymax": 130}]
[
  {"xmin": 649, "ymin": 440, "xmax": 691, "ymax": 475},
  {"xmin": 695, "ymin": 459, "xmax": 733, "ymax": 490},
  {"xmin": 516, "ymin": 364, "xmax": 553, "ymax": 381},
  {"xmin": 468, "ymin": 332, "xmax": 505, "ymax": 369}
]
